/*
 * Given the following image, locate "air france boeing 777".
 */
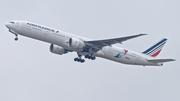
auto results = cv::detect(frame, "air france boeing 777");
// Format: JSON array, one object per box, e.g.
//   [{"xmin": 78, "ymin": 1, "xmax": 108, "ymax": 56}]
[{"xmin": 5, "ymin": 21, "xmax": 175, "ymax": 66}]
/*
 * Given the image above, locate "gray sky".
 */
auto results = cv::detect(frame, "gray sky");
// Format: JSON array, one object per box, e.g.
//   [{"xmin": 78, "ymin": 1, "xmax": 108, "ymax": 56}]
[{"xmin": 0, "ymin": 0, "xmax": 179, "ymax": 101}]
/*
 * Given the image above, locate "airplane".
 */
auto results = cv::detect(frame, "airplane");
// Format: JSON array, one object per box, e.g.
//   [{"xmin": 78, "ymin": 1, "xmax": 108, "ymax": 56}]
[{"xmin": 5, "ymin": 20, "xmax": 175, "ymax": 66}]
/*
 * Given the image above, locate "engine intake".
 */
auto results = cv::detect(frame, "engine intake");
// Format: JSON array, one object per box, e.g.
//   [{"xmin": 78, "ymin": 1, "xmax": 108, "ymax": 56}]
[
  {"xmin": 69, "ymin": 38, "xmax": 85, "ymax": 49},
  {"xmin": 50, "ymin": 44, "xmax": 66, "ymax": 55}
]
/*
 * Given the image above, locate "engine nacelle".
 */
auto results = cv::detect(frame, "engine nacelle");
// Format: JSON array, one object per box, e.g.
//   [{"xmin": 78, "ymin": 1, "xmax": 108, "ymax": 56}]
[
  {"xmin": 50, "ymin": 44, "xmax": 65, "ymax": 55},
  {"xmin": 69, "ymin": 38, "xmax": 85, "ymax": 49}
]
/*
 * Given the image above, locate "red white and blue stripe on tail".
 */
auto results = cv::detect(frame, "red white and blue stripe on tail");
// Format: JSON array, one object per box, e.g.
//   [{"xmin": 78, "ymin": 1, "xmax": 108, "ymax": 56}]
[{"xmin": 142, "ymin": 38, "xmax": 167, "ymax": 57}]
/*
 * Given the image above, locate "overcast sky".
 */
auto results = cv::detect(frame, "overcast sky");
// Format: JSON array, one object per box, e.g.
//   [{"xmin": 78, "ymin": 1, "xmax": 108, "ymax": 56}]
[{"xmin": 0, "ymin": 0, "xmax": 179, "ymax": 101}]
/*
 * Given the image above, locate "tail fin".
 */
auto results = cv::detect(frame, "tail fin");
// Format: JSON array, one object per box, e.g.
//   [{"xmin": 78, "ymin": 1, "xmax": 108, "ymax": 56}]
[{"xmin": 142, "ymin": 38, "xmax": 167, "ymax": 57}]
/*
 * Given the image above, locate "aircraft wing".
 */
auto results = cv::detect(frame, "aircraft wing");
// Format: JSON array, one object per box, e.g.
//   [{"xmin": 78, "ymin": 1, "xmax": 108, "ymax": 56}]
[
  {"xmin": 84, "ymin": 34, "xmax": 147, "ymax": 50},
  {"xmin": 148, "ymin": 59, "xmax": 176, "ymax": 63}
]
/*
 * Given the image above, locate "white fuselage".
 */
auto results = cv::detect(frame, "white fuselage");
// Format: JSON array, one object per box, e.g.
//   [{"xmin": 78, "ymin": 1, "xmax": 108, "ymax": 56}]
[{"xmin": 6, "ymin": 21, "xmax": 162, "ymax": 66}]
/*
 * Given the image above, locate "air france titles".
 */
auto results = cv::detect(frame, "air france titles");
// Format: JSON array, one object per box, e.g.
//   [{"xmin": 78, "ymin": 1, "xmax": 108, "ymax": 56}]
[{"xmin": 27, "ymin": 23, "xmax": 55, "ymax": 32}]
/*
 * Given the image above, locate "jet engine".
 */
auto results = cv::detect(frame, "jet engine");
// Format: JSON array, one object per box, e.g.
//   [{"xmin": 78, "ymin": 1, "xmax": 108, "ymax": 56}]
[
  {"xmin": 50, "ymin": 44, "xmax": 66, "ymax": 55},
  {"xmin": 68, "ymin": 38, "xmax": 85, "ymax": 49}
]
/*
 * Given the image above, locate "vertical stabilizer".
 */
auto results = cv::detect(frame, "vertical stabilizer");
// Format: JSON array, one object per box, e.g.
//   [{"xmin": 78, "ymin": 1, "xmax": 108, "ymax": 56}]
[{"xmin": 142, "ymin": 38, "xmax": 167, "ymax": 57}]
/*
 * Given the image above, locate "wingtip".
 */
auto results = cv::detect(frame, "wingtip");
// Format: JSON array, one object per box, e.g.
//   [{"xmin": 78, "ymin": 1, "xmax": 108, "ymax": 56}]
[
  {"xmin": 139, "ymin": 33, "xmax": 148, "ymax": 36},
  {"xmin": 172, "ymin": 59, "xmax": 176, "ymax": 61}
]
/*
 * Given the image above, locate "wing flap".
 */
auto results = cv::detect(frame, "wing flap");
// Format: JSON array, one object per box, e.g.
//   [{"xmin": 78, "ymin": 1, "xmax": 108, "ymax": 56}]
[{"xmin": 148, "ymin": 59, "xmax": 176, "ymax": 63}]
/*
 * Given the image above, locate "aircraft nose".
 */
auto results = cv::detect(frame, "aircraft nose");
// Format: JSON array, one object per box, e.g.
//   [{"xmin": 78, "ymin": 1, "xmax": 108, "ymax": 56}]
[{"xmin": 5, "ymin": 23, "xmax": 10, "ymax": 29}]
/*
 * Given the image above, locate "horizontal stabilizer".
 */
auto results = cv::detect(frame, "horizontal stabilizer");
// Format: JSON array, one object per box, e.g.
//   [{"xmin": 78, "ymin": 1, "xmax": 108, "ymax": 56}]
[{"xmin": 148, "ymin": 59, "xmax": 176, "ymax": 63}]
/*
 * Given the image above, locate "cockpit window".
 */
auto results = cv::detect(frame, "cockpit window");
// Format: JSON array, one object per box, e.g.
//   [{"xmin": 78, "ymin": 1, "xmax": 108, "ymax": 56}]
[{"xmin": 10, "ymin": 22, "xmax": 15, "ymax": 24}]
